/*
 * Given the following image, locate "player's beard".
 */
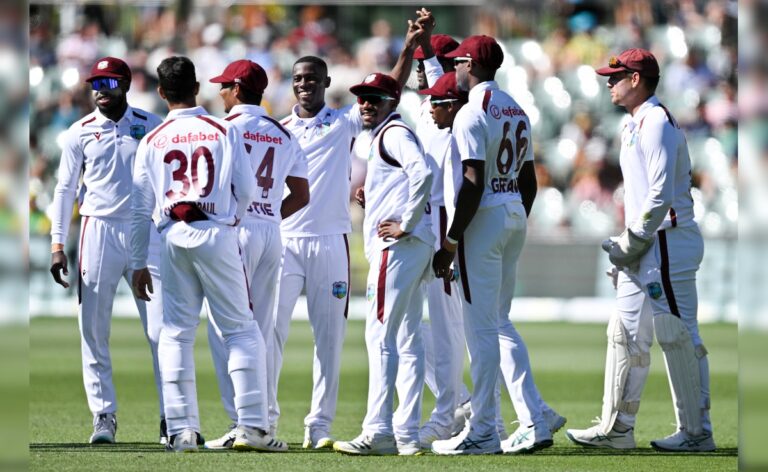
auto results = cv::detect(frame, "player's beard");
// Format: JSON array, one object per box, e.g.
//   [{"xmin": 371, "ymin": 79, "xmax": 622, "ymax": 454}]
[{"xmin": 94, "ymin": 89, "xmax": 126, "ymax": 116}]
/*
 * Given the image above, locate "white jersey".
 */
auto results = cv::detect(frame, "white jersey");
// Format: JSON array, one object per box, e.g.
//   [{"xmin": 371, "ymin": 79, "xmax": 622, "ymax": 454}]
[
  {"xmin": 49, "ymin": 105, "xmax": 162, "ymax": 244},
  {"xmin": 452, "ymin": 81, "xmax": 534, "ymax": 209},
  {"xmin": 620, "ymin": 96, "xmax": 696, "ymax": 239},
  {"xmin": 416, "ymin": 56, "xmax": 449, "ymax": 208},
  {"xmin": 363, "ymin": 112, "xmax": 433, "ymax": 258},
  {"xmin": 279, "ymin": 104, "xmax": 363, "ymax": 236},
  {"xmin": 224, "ymin": 104, "xmax": 308, "ymax": 225},
  {"xmin": 131, "ymin": 106, "xmax": 256, "ymax": 268}
]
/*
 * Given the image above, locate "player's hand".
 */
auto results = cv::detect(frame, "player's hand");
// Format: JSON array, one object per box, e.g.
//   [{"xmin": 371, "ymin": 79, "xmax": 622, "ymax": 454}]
[
  {"xmin": 432, "ymin": 246, "xmax": 455, "ymax": 280},
  {"xmin": 50, "ymin": 250, "xmax": 70, "ymax": 288},
  {"xmin": 131, "ymin": 267, "xmax": 154, "ymax": 302},
  {"xmin": 377, "ymin": 220, "xmax": 407, "ymax": 241},
  {"xmin": 606, "ymin": 266, "xmax": 619, "ymax": 290},
  {"xmin": 405, "ymin": 19, "xmax": 424, "ymax": 50},
  {"xmin": 415, "ymin": 8, "xmax": 435, "ymax": 37},
  {"xmin": 601, "ymin": 228, "xmax": 652, "ymax": 270},
  {"xmin": 355, "ymin": 186, "xmax": 366, "ymax": 208}
]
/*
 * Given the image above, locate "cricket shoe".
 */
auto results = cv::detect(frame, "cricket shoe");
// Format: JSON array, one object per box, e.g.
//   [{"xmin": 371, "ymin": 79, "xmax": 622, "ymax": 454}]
[
  {"xmin": 543, "ymin": 409, "xmax": 567, "ymax": 434},
  {"xmin": 232, "ymin": 425, "xmax": 288, "ymax": 452},
  {"xmin": 501, "ymin": 422, "xmax": 553, "ymax": 454},
  {"xmin": 303, "ymin": 426, "xmax": 334, "ymax": 449},
  {"xmin": 650, "ymin": 429, "xmax": 716, "ymax": 452},
  {"xmin": 166, "ymin": 429, "xmax": 200, "ymax": 453},
  {"xmin": 89, "ymin": 413, "xmax": 117, "ymax": 444},
  {"xmin": 431, "ymin": 426, "xmax": 502, "ymax": 455},
  {"xmin": 204, "ymin": 423, "xmax": 237, "ymax": 450},
  {"xmin": 419, "ymin": 421, "xmax": 452, "ymax": 449},
  {"xmin": 451, "ymin": 400, "xmax": 471, "ymax": 436},
  {"xmin": 566, "ymin": 423, "xmax": 636, "ymax": 449},
  {"xmin": 397, "ymin": 439, "xmax": 423, "ymax": 456},
  {"xmin": 333, "ymin": 433, "xmax": 398, "ymax": 456}
]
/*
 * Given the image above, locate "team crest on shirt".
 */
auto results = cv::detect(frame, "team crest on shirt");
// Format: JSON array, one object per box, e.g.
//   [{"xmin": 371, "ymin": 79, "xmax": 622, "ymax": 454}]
[
  {"xmin": 366, "ymin": 283, "xmax": 375, "ymax": 302},
  {"xmin": 332, "ymin": 281, "xmax": 348, "ymax": 299},
  {"xmin": 130, "ymin": 124, "xmax": 147, "ymax": 140},
  {"xmin": 646, "ymin": 282, "xmax": 663, "ymax": 299}
]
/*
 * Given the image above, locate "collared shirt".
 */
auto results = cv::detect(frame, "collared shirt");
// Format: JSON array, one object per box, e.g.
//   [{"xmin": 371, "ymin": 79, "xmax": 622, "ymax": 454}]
[
  {"xmin": 279, "ymin": 103, "xmax": 363, "ymax": 237},
  {"xmin": 452, "ymin": 81, "xmax": 534, "ymax": 209},
  {"xmin": 416, "ymin": 56, "xmax": 450, "ymax": 207},
  {"xmin": 49, "ymin": 105, "xmax": 162, "ymax": 244},
  {"xmin": 225, "ymin": 104, "xmax": 308, "ymax": 225},
  {"xmin": 620, "ymin": 95, "xmax": 696, "ymax": 238},
  {"xmin": 130, "ymin": 106, "xmax": 255, "ymax": 269},
  {"xmin": 362, "ymin": 112, "xmax": 433, "ymax": 259}
]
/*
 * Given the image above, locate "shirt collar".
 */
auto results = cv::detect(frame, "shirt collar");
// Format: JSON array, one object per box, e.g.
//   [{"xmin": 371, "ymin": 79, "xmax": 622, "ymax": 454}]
[
  {"xmin": 92, "ymin": 104, "xmax": 135, "ymax": 126},
  {"xmin": 468, "ymin": 80, "xmax": 499, "ymax": 101},
  {"xmin": 165, "ymin": 106, "xmax": 209, "ymax": 119},
  {"xmin": 371, "ymin": 111, "xmax": 401, "ymax": 137},
  {"xmin": 229, "ymin": 104, "xmax": 268, "ymax": 118},
  {"xmin": 290, "ymin": 103, "xmax": 332, "ymax": 127}
]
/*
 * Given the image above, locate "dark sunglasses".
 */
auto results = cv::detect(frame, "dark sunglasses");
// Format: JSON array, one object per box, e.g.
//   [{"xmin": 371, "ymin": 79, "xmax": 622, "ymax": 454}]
[
  {"xmin": 91, "ymin": 78, "xmax": 120, "ymax": 91},
  {"xmin": 220, "ymin": 83, "xmax": 236, "ymax": 90},
  {"xmin": 357, "ymin": 94, "xmax": 396, "ymax": 105}
]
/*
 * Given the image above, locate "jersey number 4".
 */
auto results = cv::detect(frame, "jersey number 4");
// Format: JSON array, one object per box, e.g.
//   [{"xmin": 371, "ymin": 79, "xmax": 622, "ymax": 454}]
[
  {"xmin": 164, "ymin": 146, "xmax": 214, "ymax": 199},
  {"xmin": 496, "ymin": 120, "xmax": 529, "ymax": 176},
  {"xmin": 255, "ymin": 147, "xmax": 275, "ymax": 199}
]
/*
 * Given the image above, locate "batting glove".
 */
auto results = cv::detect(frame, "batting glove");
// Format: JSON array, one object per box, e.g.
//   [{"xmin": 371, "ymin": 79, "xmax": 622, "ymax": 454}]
[{"xmin": 601, "ymin": 228, "xmax": 653, "ymax": 271}]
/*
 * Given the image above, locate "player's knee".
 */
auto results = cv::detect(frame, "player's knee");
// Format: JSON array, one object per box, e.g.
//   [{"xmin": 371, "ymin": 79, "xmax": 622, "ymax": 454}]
[{"xmin": 654, "ymin": 313, "xmax": 691, "ymax": 350}]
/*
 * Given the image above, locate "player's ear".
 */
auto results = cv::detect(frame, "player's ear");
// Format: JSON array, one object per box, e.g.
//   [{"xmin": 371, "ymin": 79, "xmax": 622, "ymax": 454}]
[
  {"xmin": 194, "ymin": 81, "xmax": 200, "ymax": 96},
  {"xmin": 323, "ymin": 76, "xmax": 331, "ymax": 88},
  {"xmin": 157, "ymin": 86, "xmax": 166, "ymax": 100}
]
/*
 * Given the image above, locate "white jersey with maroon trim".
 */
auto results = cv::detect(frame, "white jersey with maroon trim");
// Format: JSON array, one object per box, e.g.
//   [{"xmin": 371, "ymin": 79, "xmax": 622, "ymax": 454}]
[
  {"xmin": 452, "ymin": 81, "xmax": 533, "ymax": 209},
  {"xmin": 362, "ymin": 112, "xmax": 433, "ymax": 258},
  {"xmin": 417, "ymin": 55, "xmax": 449, "ymax": 208},
  {"xmin": 620, "ymin": 95, "xmax": 696, "ymax": 239},
  {"xmin": 131, "ymin": 106, "xmax": 255, "ymax": 268},
  {"xmin": 49, "ymin": 105, "xmax": 162, "ymax": 244},
  {"xmin": 224, "ymin": 104, "xmax": 308, "ymax": 225},
  {"xmin": 279, "ymin": 104, "xmax": 363, "ymax": 237}
]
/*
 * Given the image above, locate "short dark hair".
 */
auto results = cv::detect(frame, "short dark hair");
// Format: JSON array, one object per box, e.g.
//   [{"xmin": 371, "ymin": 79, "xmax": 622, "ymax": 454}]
[
  {"xmin": 238, "ymin": 87, "xmax": 263, "ymax": 106},
  {"xmin": 294, "ymin": 56, "xmax": 328, "ymax": 77},
  {"xmin": 643, "ymin": 75, "xmax": 660, "ymax": 95},
  {"xmin": 157, "ymin": 56, "xmax": 197, "ymax": 103}
]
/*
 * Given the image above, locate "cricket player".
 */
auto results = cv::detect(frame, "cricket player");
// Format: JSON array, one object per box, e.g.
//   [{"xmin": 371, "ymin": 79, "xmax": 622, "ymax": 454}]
[
  {"xmin": 48, "ymin": 56, "xmax": 165, "ymax": 444},
  {"xmin": 203, "ymin": 59, "xmax": 308, "ymax": 450},
  {"xmin": 270, "ymin": 56, "xmax": 362, "ymax": 448},
  {"xmin": 130, "ymin": 56, "xmax": 284, "ymax": 453},
  {"xmin": 566, "ymin": 49, "xmax": 715, "ymax": 452},
  {"xmin": 430, "ymin": 36, "xmax": 553, "ymax": 455},
  {"xmin": 333, "ymin": 72, "xmax": 433, "ymax": 456}
]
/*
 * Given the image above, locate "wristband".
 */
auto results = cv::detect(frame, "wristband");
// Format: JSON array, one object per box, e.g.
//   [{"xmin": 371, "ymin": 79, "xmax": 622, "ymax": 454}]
[
  {"xmin": 51, "ymin": 243, "xmax": 64, "ymax": 253},
  {"xmin": 445, "ymin": 235, "xmax": 459, "ymax": 245}
]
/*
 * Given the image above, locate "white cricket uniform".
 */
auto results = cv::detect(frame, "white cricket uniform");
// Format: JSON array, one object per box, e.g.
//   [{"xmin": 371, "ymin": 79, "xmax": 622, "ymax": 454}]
[
  {"xmin": 406, "ymin": 57, "xmax": 470, "ymax": 431},
  {"xmin": 205, "ymin": 104, "xmax": 308, "ymax": 424},
  {"xmin": 271, "ymin": 104, "xmax": 362, "ymax": 435},
  {"xmin": 360, "ymin": 112, "xmax": 433, "ymax": 442},
  {"xmin": 131, "ymin": 106, "xmax": 267, "ymax": 437},
  {"xmin": 49, "ymin": 105, "xmax": 165, "ymax": 420},
  {"xmin": 452, "ymin": 81, "xmax": 548, "ymax": 436},
  {"xmin": 611, "ymin": 96, "xmax": 709, "ymax": 432}
]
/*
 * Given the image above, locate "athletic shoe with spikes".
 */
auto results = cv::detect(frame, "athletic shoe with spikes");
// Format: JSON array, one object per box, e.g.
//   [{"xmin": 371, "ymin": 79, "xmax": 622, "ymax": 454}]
[
  {"xmin": 501, "ymin": 422, "xmax": 553, "ymax": 454},
  {"xmin": 89, "ymin": 413, "xmax": 117, "ymax": 444},
  {"xmin": 303, "ymin": 426, "xmax": 334, "ymax": 449},
  {"xmin": 543, "ymin": 409, "xmax": 567, "ymax": 434},
  {"xmin": 204, "ymin": 423, "xmax": 237, "ymax": 450},
  {"xmin": 419, "ymin": 421, "xmax": 452, "ymax": 449},
  {"xmin": 431, "ymin": 426, "xmax": 502, "ymax": 455},
  {"xmin": 333, "ymin": 433, "xmax": 398, "ymax": 456},
  {"xmin": 166, "ymin": 429, "xmax": 200, "ymax": 453},
  {"xmin": 232, "ymin": 424, "xmax": 288, "ymax": 452},
  {"xmin": 566, "ymin": 423, "xmax": 636, "ymax": 449},
  {"xmin": 650, "ymin": 429, "xmax": 715, "ymax": 452}
]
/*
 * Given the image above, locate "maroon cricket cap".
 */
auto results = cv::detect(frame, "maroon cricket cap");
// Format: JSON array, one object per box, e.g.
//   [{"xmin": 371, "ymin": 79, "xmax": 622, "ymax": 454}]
[
  {"xmin": 445, "ymin": 35, "xmax": 504, "ymax": 70},
  {"xmin": 210, "ymin": 59, "xmax": 269, "ymax": 93},
  {"xmin": 414, "ymin": 34, "xmax": 460, "ymax": 60},
  {"xmin": 85, "ymin": 57, "xmax": 132, "ymax": 82},
  {"xmin": 596, "ymin": 48, "xmax": 660, "ymax": 78},
  {"xmin": 417, "ymin": 72, "xmax": 467, "ymax": 101},
  {"xmin": 349, "ymin": 72, "xmax": 401, "ymax": 100}
]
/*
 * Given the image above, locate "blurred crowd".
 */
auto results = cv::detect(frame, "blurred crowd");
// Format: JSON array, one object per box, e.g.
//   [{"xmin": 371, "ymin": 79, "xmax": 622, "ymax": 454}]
[{"xmin": 29, "ymin": 0, "xmax": 739, "ymax": 243}]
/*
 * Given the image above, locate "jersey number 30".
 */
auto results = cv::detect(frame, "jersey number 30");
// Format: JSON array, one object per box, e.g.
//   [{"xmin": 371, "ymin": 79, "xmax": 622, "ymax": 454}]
[
  {"xmin": 496, "ymin": 120, "xmax": 528, "ymax": 176},
  {"xmin": 164, "ymin": 146, "xmax": 215, "ymax": 199}
]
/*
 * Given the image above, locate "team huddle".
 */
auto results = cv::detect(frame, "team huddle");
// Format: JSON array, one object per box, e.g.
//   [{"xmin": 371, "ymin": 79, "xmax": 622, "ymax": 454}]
[{"xmin": 48, "ymin": 9, "xmax": 715, "ymax": 455}]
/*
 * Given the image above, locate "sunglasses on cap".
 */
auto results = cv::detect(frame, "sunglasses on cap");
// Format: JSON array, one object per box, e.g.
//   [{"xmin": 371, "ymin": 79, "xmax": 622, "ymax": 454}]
[
  {"xmin": 91, "ymin": 78, "xmax": 120, "ymax": 91},
  {"xmin": 608, "ymin": 56, "xmax": 638, "ymax": 72},
  {"xmin": 430, "ymin": 98, "xmax": 459, "ymax": 106},
  {"xmin": 356, "ymin": 94, "xmax": 396, "ymax": 105}
]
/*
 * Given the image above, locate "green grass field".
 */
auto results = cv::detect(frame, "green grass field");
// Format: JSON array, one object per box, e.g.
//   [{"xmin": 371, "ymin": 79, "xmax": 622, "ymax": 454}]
[{"xmin": 29, "ymin": 317, "xmax": 737, "ymax": 471}]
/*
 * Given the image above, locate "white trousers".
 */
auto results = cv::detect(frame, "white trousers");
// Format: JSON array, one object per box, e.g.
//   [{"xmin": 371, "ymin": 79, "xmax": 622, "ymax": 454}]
[
  {"xmin": 77, "ymin": 216, "xmax": 163, "ymax": 417},
  {"xmin": 613, "ymin": 226, "xmax": 710, "ymax": 432},
  {"xmin": 207, "ymin": 220, "xmax": 281, "ymax": 423},
  {"xmin": 362, "ymin": 236, "xmax": 432, "ymax": 439},
  {"xmin": 272, "ymin": 234, "xmax": 350, "ymax": 433},
  {"xmin": 458, "ymin": 202, "xmax": 546, "ymax": 435},
  {"xmin": 159, "ymin": 221, "xmax": 268, "ymax": 436}
]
